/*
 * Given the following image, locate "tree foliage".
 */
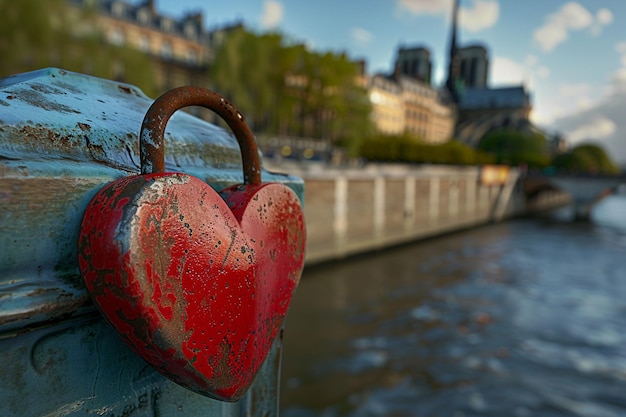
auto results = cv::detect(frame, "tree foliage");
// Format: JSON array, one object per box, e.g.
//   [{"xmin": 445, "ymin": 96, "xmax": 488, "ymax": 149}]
[
  {"xmin": 477, "ymin": 130, "xmax": 550, "ymax": 167},
  {"xmin": 210, "ymin": 28, "xmax": 285, "ymax": 131},
  {"xmin": 210, "ymin": 27, "xmax": 372, "ymax": 149},
  {"xmin": 552, "ymin": 143, "xmax": 620, "ymax": 175},
  {"xmin": 359, "ymin": 134, "xmax": 495, "ymax": 165},
  {"xmin": 0, "ymin": 0, "xmax": 158, "ymax": 96}
]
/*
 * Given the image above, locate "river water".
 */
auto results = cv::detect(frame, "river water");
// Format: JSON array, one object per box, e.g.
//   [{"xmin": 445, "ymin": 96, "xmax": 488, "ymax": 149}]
[{"xmin": 280, "ymin": 196, "xmax": 626, "ymax": 417}]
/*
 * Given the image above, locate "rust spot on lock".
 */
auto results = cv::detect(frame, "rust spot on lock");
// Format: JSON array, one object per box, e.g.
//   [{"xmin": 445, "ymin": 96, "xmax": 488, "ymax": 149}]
[{"xmin": 118, "ymin": 85, "xmax": 132, "ymax": 94}]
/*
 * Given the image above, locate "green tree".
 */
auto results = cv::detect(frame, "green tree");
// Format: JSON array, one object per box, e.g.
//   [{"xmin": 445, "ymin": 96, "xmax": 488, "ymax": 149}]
[
  {"xmin": 210, "ymin": 27, "xmax": 287, "ymax": 131},
  {"xmin": 359, "ymin": 134, "xmax": 494, "ymax": 165},
  {"xmin": 552, "ymin": 143, "xmax": 620, "ymax": 174},
  {"xmin": 477, "ymin": 130, "xmax": 550, "ymax": 167},
  {"xmin": 288, "ymin": 49, "xmax": 372, "ymax": 143},
  {"xmin": 210, "ymin": 26, "xmax": 372, "ymax": 148},
  {"xmin": 0, "ymin": 0, "xmax": 158, "ymax": 96}
]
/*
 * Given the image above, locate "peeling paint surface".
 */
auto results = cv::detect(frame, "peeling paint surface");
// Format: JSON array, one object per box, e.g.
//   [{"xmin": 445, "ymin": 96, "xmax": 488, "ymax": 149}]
[
  {"xmin": 78, "ymin": 173, "xmax": 305, "ymax": 401},
  {"xmin": 0, "ymin": 68, "xmax": 304, "ymax": 416}
]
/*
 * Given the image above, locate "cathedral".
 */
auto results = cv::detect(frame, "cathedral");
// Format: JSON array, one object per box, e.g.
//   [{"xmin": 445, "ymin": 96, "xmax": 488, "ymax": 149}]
[{"xmin": 444, "ymin": 0, "xmax": 539, "ymax": 146}]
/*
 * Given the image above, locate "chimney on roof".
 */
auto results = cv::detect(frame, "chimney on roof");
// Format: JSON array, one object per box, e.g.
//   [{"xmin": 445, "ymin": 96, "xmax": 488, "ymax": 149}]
[{"xmin": 183, "ymin": 11, "xmax": 203, "ymax": 25}]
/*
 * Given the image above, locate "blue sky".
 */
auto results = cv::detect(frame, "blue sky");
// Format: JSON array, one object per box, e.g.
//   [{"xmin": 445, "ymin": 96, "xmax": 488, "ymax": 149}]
[{"xmin": 158, "ymin": 0, "xmax": 626, "ymax": 162}]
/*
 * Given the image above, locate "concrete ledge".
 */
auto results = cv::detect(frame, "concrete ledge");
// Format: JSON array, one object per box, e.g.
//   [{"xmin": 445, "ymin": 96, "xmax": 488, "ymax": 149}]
[{"xmin": 285, "ymin": 164, "xmax": 569, "ymax": 265}]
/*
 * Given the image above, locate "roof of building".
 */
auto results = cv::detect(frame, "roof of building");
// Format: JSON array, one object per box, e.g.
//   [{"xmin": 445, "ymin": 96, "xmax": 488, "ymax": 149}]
[
  {"xmin": 397, "ymin": 44, "xmax": 431, "ymax": 54},
  {"xmin": 70, "ymin": 0, "xmax": 205, "ymax": 41},
  {"xmin": 459, "ymin": 86, "xmax": 530, "ymax": 110},
  {"xmin": 456, "ymin": 110, "xmax": 544, "ymax": 146}
]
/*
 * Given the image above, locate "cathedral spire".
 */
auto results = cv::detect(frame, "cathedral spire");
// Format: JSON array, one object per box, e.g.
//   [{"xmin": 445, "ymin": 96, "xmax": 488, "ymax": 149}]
[{"xmin": 445, "ymin": 0, "xmax": 460, "ymax": 101}]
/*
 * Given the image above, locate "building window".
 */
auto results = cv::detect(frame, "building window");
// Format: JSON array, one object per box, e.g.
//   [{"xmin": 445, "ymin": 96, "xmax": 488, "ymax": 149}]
[
  {"xmin": 138, "ymin": 9, "xmax": 149, "ymax": 25},
  {"xmin": 112, "ymin": 2, "xmax": 125, "ymax": 18},
  {"xmin": 108, "ymin": 28, "xmax": 125, "ymax": 46},
  {"xmin": 138, "ymin": 34, "xmax": 150, "ymax": 52},
  {"xmin": 187, "ymin": 48, "xmax": 198, "ymax": 64},
  {"xmin": 161, "ymin": 40, "xmax": 172, "ymax": 58},
  {"xmin": 184, "ymin": 23, "xmax": 196, "ymax": 39},
  {"xmin": 161, "ymin": 19, "xmax": 173, "ymax": 32}
]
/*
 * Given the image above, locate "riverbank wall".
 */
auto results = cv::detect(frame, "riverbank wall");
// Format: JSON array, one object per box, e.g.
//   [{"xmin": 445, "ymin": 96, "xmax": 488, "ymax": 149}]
[{"xmin": 276, "ymin": 164, "xmax": 569, "ymax": 265}]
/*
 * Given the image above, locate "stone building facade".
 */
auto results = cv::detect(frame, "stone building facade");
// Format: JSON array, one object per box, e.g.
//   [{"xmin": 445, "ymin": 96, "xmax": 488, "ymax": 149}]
[
  {"xmin": 368, "ymin": 74, "xmax": 456, "ymax": 144},
  {"xmin": 398, "ymin": 76, "xmax": 455, "ymax": 144},
  {"xmin": 70, "ymin": 0, "xmax": 210, "ymax": 93},
  {"xmin": 368, "ymin": 75, "xmax": 404, "ymax": 136},
  {"xmin": 457, "ymin": 45, "xmax": 489, "ymax": 89},
  {"xmin": 393, "ymin": 46, "xmax": 432, "ymax": 85}
]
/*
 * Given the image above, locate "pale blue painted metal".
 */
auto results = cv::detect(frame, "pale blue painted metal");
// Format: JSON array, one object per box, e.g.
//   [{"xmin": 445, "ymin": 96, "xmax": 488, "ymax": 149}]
[{"xmin": 0, "ymin": 68, "xmax": 302, "ymax": 416}]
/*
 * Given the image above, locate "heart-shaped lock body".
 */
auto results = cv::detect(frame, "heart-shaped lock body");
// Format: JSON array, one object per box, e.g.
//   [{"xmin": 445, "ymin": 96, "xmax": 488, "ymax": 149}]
[{"xmin": 78, "ymin": 87, "xmax": 306, "ymax": 401}]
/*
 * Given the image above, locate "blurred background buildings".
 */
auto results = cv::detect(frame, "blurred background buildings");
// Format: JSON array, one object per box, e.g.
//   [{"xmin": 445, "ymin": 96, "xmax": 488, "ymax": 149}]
[{"xmin": 1, "ymin": 0, "xmax": 618, "ymax": 174}]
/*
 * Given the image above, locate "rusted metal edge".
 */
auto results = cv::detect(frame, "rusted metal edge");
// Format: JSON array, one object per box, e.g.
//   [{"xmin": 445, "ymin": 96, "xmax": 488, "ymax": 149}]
[
  {"xmin": 0, "ymin": 294, "xmax": 94, "ymax": 338},
  {"xmin": 140, "ymin": 86, "xmax": 261, "ymax": 185}
]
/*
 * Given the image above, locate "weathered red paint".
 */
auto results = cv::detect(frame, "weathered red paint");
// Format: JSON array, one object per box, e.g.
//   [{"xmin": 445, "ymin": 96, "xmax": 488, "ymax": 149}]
[
  {"xmin": 78, "ymin": 172, "xmax": 305, "ymax": 401},
  {"xmin": 77, "ymin": 87, "xmax": 305, "ymax": 401}
]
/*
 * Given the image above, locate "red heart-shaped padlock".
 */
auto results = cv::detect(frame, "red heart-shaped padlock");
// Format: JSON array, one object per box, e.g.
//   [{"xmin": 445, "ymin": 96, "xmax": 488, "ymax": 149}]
[{"xmin": 77, "ymin": 88, "xmax": 305, "ymax": 401}]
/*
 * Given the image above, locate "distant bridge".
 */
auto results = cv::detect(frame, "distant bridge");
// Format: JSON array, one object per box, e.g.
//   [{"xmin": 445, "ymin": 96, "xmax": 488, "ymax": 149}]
[{"xmin": 524, "ymin": 173, "xmax": 626, "ymax": 219}]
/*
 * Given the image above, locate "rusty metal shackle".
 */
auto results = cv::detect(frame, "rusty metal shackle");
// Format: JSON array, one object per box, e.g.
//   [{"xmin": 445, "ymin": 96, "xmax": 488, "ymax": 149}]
[{"xmin": 139, "ymin": 86, "xmax": 261, "ymax": 185}]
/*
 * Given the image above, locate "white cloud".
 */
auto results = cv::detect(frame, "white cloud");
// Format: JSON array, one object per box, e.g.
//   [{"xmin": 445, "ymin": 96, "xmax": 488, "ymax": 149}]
[
  {"xmin": 551, "ymin": 77, "xmax": 626, "ymax": 162},
  {"xmin": 534, "ymin": 25, "xmax": 567, "ymax": 53},
  {"xmin": 561, "ymin": 2, "xmax": 594, "ymax": 29},
  {"xmin": 613, "ymin": 41, "xmax": 626, "ymax": 92},
  {"xmin": 566, "ymin": 116, "xmax": 616, "ymax": 143},
  {"xmin": 396, "ymin": 0, "xmax": 448, "ymax": 15},
  {"xmin": 534, "ymin": 82, "xmax": 604, "ymax": 126},
  {"xmin": 591, "ymin": 8, "xmax": 614, "ymax": 36},
  {"xmin": 533, "ymin": 41, "xmax": 623, "ymax": 132},
  {"xmin": 491, "ymin": 57, "xmax": 526, "ymax": 86},
  {"xmin": 397, "ymin": 0, "xmax": 499, "ymax": 32},
  {"xmin": 260, "ymin": 0, "xmax": 283, "ymax": 29},
  {"xmin": 597, "ymin": 8, "xmax": 614, "ymax": 26},
  {"xmin": 487, "ymin": 56, "xmax": 607, "ymax": 130},
  {"xmin": 490, "ymin": 55, "xmax": 550, "ymax": 89},
  {"xmin": 534, "ymin": 3, "xmax": 613, "ymax": 52},
  {"xmin": 614, "ymin": 68, "xmax": 626, "ymax": 88},
  {"xmin": 458, "ymin": 0, "xmax": 499, "ymax": 33},
  {"xmin": 559, "ymin": 83, "xmax": 592, "ymax": 98},
  {"xmin": 351, "ymin": 28, "xmax": 374, "ymax": 45}
]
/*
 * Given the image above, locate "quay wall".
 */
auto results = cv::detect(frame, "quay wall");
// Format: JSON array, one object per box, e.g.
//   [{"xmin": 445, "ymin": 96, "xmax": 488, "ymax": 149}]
[{"xmin": 284, "ymin": 164, "xmax": 569, "ymax": 265}]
